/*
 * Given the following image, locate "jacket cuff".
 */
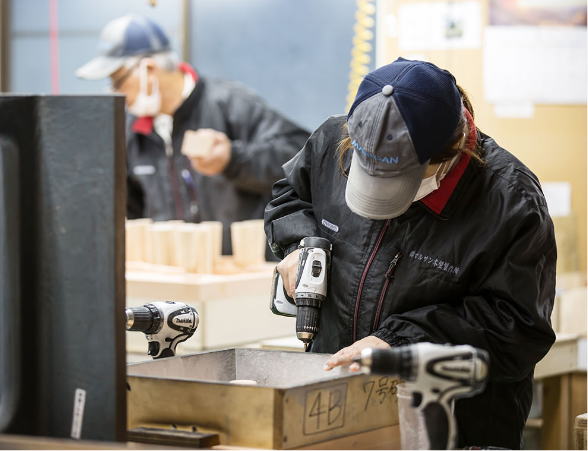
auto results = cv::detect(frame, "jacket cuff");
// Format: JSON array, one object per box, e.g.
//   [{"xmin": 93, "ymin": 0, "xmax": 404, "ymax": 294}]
[
  {"xmin": 222, "ymin": 140, "xmax": 245, "ymax": 179},
  {"xmin": 268, "ymin": 241, "xmax": 299, "ymax": 260},
  {"xmin": 372, "ymin": 329, "xmax": 409, "ymax": 347},
  {"xmin": 283, "ymin": 242, "xmax": 300, "ymax": 257}
]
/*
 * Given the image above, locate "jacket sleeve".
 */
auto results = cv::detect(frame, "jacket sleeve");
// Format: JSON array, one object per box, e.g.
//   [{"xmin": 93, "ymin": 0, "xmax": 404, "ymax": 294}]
[
  {"xmin": 373, "ymin": 205, "xmax": 557, "ymax": 383},
  {"xmin": 220, "ymin": 84, "xmax": 310, "ymax": 195},
  {"xmin": 264, "ymin": 126, "xmax": 324, "ymax": 259}
]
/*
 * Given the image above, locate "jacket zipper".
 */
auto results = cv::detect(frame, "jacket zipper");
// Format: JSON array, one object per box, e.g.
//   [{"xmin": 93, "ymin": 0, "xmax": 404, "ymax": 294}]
[
  {"xmin": 372, "ymin": 251, "xmax": 404, "ymax": 333},
  {"xmin": 164, "ymin": 135, "xmax": 184, "ymax": 220},
  {"xmin": 353, "ymin": 219, "xmax": 391, "ymax": 342}
]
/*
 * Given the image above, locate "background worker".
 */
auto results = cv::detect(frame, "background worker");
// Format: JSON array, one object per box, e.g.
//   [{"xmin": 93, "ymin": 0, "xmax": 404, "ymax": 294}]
[
  {"xmin": 265, "ymin": 58, "xmax": 556, "ymax": 448},
  {"xmin": 77, "ymin": 14, "xmax": 309, "ymax": 258}
]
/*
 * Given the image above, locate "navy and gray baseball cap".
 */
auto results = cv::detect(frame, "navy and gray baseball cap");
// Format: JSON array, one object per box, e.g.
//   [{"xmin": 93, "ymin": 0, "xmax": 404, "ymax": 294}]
[
  {"xmin": 345, "ymin": 58, "xmax": 462, "ymax": 220},
  {"xmin": 76, "ymin": 14, "xmax": 171, "ymax": 80}
]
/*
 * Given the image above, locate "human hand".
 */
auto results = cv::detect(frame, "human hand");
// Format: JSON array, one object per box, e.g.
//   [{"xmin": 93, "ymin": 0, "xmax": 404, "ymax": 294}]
[
  {"xmin": 276, "ymin": 249, "xmax": 301, "ymax": 298},
  {"xmin": 188, "ymin": 129, "xmax": 231, "ymax": 176},
  {"xmin": 324, "ymin": 336, "xmax": 390, "ymax": 372}
]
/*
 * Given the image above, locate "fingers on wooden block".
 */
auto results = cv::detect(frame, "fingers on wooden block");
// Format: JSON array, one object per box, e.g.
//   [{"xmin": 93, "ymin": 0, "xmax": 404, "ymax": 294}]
[{"xmin": 181, "ymin": 129, "xmax": 215, "ymax": 158}]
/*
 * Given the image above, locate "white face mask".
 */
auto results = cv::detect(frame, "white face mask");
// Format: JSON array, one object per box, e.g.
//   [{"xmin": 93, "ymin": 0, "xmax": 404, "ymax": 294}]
[
  {"xmin": 413, "ymin": 157, "xmax": 456, "ymax": 202},
  {"xmin": 127, "ymin": 59, "xmax": 161, "ymax": 117}
]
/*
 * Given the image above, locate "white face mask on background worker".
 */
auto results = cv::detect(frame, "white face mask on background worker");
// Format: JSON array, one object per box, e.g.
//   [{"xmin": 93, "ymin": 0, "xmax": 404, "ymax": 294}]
[{"xmin": 127, "ymin": 59, "xmax": 162, "ymax": 117}]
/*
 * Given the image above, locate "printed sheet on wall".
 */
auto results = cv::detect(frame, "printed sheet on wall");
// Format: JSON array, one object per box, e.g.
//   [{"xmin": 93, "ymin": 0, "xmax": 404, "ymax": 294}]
[{"xmin": 483, "ymin": 0, "xmax": 587, "ymax": 106}]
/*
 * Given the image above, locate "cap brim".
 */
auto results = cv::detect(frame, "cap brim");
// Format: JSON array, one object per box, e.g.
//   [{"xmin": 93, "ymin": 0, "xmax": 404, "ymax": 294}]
[
  {"xmin": 75, "ymin": 56, "xmax": 126, "ymax": 81},
  {"xmin": 345, "ymin": 152, "xmax": 429, "ymax": 220}
]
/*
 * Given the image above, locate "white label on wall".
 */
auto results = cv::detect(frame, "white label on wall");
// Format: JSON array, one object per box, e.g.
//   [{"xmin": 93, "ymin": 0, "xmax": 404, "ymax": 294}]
[
  {"xmin": 542, "ymin": 182, "xmax": 572, "ymax": 218},
  {"xmin": 484, "ymin": 26, "xmax": 587, "ymax": 105},
  {"xmin": 70, "ymin": 388, "xmax": 86, "ymax": 439},
  {"xmin": 398, "ymin": 1, "xmax": 482, "ymax": 51}
]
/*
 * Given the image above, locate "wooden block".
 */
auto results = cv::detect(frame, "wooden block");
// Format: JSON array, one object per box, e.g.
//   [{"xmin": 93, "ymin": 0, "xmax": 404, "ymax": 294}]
[
  {"xmin": 560, "ymin": 287, "xmax": 587, "ymax": 337},
  {"xmin": 125, "ymin": 218, "xmax": 152, "ymax": 262},
  {"xmin": 125, "ymin": 261, "xmax": 186, "ymax": 274},
  {"xmin": 146, "ymin": 224, "xmax": 175, "ymax": 266},
  {"xmin": 535, "ymin": 333, "xmax": 579, "ymax": 379},
  {"xmin": 230, "ymin": 219, "xmax": 266, "ymax": 268},
  {"xmin": 552, "ymin": 294, "xmax": 561, "ymax": 334},
  {"xmin": 576, "ymin": 413, "xmax": 587, "ymax": 450},
  {"xmin": 173, "ymin": 223, "xmax": 200, "ymax": 273},
  {"xmin": 542, "ymin": 373, "xmax": 572, "ymax": 450},
  {"xmin": 200, "ymin": 221, "xmax": 223, "ymax": 262},
  {"xmin": 127, "ymin": 427, "xmax": 220, "ymax": 448},
  {"xmin": 194, "ymin": 224, "xmax": 214, "ymax": 274},
  {"xmin": 572, "ymin": 375, "xmax": 587, "ymax": 449},
  {"xmin": 552, "ymin": 215, "xmax": 580, "ymax": 274},
  {"xmin": 181, "ymin": 129, "xmax": 214, "ymax": 158},
  {"xmin": 557, "ymin": 272, "xmax": 588, "ymax": 291}
]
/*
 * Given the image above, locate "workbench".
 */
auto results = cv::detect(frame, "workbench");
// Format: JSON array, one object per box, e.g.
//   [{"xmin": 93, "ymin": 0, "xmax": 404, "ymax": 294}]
[
  {"xmin": 5, "ymin": 334, "xmax": 580, "ymax": 450},
  {"xmin": 126, "ymin": 268, "xmax": 586, "ymax": 450},
  {"xmin": 256, "ymin": 333, "xmax": 587, "ymax": 450},
  {"xmin": 0, "ymin": 426, "xmax": 400, "ymax": 450},
  {"xmin": 532, "ymin": 333, "xmax": 587, "ymax": 450},
  {"xmin": 125, "ymin": 264, "xmax": 295, "ymax": 356}
]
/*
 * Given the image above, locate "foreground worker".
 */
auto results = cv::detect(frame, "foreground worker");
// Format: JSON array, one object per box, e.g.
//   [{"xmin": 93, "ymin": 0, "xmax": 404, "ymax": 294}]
[
  {"xmin": 265, "ymin": 58, "xmax": 556, "ymax": 448},
  {"xmin": 77, "ymin": 15, "xmax": 309, "ymax": 257}
]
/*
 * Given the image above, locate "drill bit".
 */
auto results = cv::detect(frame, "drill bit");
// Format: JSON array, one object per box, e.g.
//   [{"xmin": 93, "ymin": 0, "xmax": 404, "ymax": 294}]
[{"xmin": 304, "ymin": 342, "xmax": 308, "ymax": 352}]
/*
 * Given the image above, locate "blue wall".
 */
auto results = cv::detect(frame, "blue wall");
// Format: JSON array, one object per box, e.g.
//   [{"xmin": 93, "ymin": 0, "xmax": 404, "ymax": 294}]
[{"xmin": 10, "ymin": 0, "xmax": 375, "ymax": 131}]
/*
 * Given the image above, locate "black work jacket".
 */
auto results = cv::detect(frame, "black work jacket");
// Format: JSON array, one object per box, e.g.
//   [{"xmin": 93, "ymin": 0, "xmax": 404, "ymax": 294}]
[
  {"xmin": 264, "ymin": 115, "xmax": 556, "ymax": 449},
  {"xmin": 126, "ymin": 75, "xmax": 310, "ymax": 257}
]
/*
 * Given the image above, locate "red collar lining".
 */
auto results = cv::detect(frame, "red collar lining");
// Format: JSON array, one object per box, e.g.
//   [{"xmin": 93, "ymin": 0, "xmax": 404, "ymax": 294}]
[
  {"xmin": 131, "ymin": 62, "xmax": 198, "ymax": 135},
  {"xmin": 420, "ymin": 109, "xmax": 477, "ymax": 215}
]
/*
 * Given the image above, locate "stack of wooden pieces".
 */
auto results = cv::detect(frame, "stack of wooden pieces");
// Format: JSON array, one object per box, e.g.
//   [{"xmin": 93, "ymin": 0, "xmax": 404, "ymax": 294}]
[
  {"xmin": 126, "ymin": 219, "xmax": 223, "ymax": 274},
  {"xmin": 125, "ymin": 218, "xmax": 268, "ymax": 275}
]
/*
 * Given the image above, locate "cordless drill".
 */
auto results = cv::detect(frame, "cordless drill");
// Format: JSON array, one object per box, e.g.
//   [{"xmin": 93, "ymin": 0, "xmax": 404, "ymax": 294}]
[
  {"xmin": 355, "ymin": 342, "xmax": 490, "ymax": 450},
  {"xmin": 126, "ymin": 301, "xmax": 199, "ymax": 359},
  {"xmin": 270, "ymin": 237, "xmax": 332, "ymax": 350}
]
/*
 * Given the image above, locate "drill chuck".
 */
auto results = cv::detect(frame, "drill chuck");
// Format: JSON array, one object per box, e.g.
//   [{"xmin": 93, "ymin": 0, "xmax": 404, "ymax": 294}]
[
  {"xmin": 125, "ymin": 304, "xmax": 161, "ymax": 334},
  {"xmin": 360, "ymin": 347, "xmax": 415, "ymax": 380},
  {"xmin": 295, "ymin": 293, "xmax": 325, "ymax": 343},
  {"xmin": 295, "ymin": 305, "xmax": 319, "ymax": 342}
]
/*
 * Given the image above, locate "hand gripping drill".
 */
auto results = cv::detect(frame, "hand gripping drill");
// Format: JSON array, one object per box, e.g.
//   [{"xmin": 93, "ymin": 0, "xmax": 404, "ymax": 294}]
[{"xmin": 270, "ymin": 237, "xmax": 332, "ymax": 350}]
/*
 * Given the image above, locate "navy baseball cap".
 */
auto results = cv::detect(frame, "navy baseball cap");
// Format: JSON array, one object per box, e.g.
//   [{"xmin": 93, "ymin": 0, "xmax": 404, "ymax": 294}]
[
  {"xmin": 345, "ymin": 58, "xmax": 462, "ymax": 220},
  {"xmin": 76, "ymin": 14, "xmax": 171, "ymax": 80}
]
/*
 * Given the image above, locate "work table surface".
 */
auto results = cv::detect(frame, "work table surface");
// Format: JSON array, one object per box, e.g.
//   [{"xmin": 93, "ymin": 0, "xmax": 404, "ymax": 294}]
[{"xmin": 126, "ymin": 263, "xmax": 276, "ymax": 302}]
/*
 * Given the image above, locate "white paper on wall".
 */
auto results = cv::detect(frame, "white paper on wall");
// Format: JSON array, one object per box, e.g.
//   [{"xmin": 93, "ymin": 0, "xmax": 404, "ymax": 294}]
[
  {"xmin": 493, "ymin": 102, "xmax": 535, "ymax": 119},
  {"xmin": 483, "ymin": 26, "xmax": 587, "ymax": 105},
  {"xmin": 542, "ymin": 182, "xmax": 572, "ymax": 218},
  {"xmin": 398, "ymin": 1, "xmax": 482, "ymax": 51}
]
